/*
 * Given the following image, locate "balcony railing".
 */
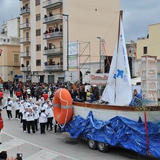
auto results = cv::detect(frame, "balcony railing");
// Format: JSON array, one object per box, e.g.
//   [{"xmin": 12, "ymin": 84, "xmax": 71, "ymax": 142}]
[
  {"xmin": 43, "ymin": 48, "xmax": 63, "ymax": 56},
  {"xmin": 43, "ymin": 31, "xmax": 63, "ymax": 40},
  {"xmin": 20, "ymin": 23, "xmax": 30, "ymax": 30},
  {"xmin": 43, "ymin": 65, "xmax": 63, "ymax": 71},
  {"xmin": 43, "ymin": 14, "xmax": 63, "ymax": 24},
  {"xmin": 20, "ymin": 52, "xmax": 31, "ymax": 58},
  {"xmin": 20, "ymin": 37, "xmax": 30, "ymax": 44},
  {"xmin": 19, "ymin": 0, "xmax": 29, "ymax": 1},
  {"xmin": 20, "ymin": 66, "xmax": 31, "ymax": 72},
  {"xmin": 20, "ymin": 8, "xmax": 30, "ymax": 15},
  {"xmin": 43, "ymin": 0, "xmax": 63, "ymax": 9}
]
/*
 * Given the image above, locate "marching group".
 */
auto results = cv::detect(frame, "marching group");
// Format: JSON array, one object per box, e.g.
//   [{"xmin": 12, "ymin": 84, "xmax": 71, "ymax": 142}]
[{"xmin": 3, "ymin": 96, "xmax": 57, "ymax": 135}]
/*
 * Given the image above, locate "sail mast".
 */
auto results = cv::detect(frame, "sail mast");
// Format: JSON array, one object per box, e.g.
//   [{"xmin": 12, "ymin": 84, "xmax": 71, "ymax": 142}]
[{"xmin": 114, "ymin": 10, "xmax": 123, "ymax": 102}]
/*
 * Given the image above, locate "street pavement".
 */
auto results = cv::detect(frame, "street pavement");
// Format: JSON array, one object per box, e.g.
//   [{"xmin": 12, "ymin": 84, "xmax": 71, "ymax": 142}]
[{"xmin": 0, "ymin": 92, "xmax": 159, "ymax": 160}]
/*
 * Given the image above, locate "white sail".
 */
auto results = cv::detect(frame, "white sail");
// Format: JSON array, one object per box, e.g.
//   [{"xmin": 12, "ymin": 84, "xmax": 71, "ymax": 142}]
[
  {"xmin": 101, "ymin": 43, "xmax": 117, "ymax": 103},
  {"xmin": 115, "ymin": 19, "xmax": 132, "ymax": 105},
  {"xmin": 102, "ymin": 18, "xmax": 132, "ymax": 105}
]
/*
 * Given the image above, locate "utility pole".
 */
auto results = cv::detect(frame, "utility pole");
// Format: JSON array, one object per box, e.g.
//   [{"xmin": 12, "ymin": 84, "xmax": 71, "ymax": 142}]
[{"xmin": 97, "ymin": 37, "xmax": 102, "ymax": 72}]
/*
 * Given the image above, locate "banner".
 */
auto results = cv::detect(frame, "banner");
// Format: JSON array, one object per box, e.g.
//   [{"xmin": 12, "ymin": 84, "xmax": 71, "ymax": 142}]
[{"xmin": 68, "ymin": 42, "xmax": 78, "ymax": 71}]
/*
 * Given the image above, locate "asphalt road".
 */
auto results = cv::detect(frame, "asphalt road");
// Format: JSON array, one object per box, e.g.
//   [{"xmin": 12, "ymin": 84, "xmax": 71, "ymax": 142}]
[{"xmin": 0, "ymin": 92, "xmax": 159, "ymax": 160}]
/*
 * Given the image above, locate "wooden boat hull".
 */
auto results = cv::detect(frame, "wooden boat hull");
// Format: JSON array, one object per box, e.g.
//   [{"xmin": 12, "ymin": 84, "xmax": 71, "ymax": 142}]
[{"xmin": 73, "ymin": 102, "xmax": 160, "ymax": 122}]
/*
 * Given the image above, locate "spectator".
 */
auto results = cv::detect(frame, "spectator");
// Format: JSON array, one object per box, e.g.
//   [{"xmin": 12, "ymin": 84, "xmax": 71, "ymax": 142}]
[
  {"xmin": 21, "ymin": 64, "xmax": 25, "ymax": 67},
  {"xmin": 0, "ymin": 109, "xmax": 4, "ymax": 144},
  {"xmin": 0, "ymin": 89, "xmax": 3, "ymax": 106},
  {"xmin": 87, "ymin": 85, "xmax": 99, "ymax": 103},
  {"xmin": 55, "ymin": 27, "xmax": 59, "ymax": 32}
]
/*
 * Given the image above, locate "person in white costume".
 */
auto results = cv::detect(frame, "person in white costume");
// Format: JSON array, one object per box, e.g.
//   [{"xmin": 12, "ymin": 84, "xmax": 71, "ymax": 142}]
[
  {"xmin": 3, "ymin": 97, "xmax": 13, "ymax": 119},
  {"xmin": 46, "ymin": 100, "xmax": 53, "ymax": 131},
  {"xmin": 39, "ymin": 107, "xmax": 48, "ymax": 134},
  {"xmin": 13, "ymin": 98, "xmax": 20, "ymax": 119},
  {"xmin": 19, "ymin": 100, "xmax": 25, "ymax": 124},
  {"xmin": 33, "ymin": 102, "xmax": 39, "ymax": 131},
  {"xmin": 26, "ymin": 108, "xmax": 35, "ymax": 134}
]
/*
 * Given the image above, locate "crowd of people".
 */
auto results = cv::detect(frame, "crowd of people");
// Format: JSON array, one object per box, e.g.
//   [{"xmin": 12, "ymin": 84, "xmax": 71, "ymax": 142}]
[{"xmin": 1, "ymin": 81, "xmax": 100, "ymax": 134}]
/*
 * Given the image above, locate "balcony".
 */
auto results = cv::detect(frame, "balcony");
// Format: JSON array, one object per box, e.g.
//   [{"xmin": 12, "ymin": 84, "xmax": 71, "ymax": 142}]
[
  {"xmin": 43, "ymin": 31, "xmax": 63, "ymax": 40},
  {"xmin": 20, "ymin": 8, "xmax": 30, "ymax": 15},
  {"xmin": 20, "ymin": 66, "xmax": 31, "ymax": 72},
  {"xmin": 43, "ymin": 48, "xmax": 63, "ymax": 56},
  {"xmin": 20, "ymin": 52, "xmax": 31, "ymax": 58},
  {"xmin": 43, "ymin": 14, "xmax": 63, "ymax": 24},
  {"xmin": 20, "ymin": 37, "xmax": 30, "ymax": 44},
  {"xmin": 20, "ymin": 23, "xmax": 30, "ymax": 30},
  {"xmin": 43, "ymin": 65, "xmax": 63, "ymax": 71},
  {"xmin": 19, "ymin": 0, "xmax": 29, "ymax": 1},
  {"xmin": 43, "ymin": 0, "xmax": 63, "ymax": 9}
]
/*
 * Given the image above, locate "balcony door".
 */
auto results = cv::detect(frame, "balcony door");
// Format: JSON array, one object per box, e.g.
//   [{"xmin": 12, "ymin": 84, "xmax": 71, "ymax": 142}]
[{"xmin": 48, "ymin": 75, "xmax": 54, "ymax": 83}]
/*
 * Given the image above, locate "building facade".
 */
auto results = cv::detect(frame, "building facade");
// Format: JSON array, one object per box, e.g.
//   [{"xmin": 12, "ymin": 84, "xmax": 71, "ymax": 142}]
[
  {"xmin": 1, "ymin": 17, "xmax": 20, "ymax": 37},
  {"xmin": 0, "ymin": 36, "xmax": 20, "ymax": 81},
  {"xmin": 19, "ymin": 0, "xmax": 120, "ymax": 83},
  {"xmin": 137, "ymin": 23, "xmax": 160, "ymax": 60},
  {"xmin": 0, "ymin": 17, "xmax": 21, "ymax": 82}
]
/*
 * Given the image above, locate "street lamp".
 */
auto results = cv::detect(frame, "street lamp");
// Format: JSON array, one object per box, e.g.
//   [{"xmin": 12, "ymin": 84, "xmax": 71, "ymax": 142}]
[
  {"xmin": 62, "ymin": 14, "xmax": 69, "ymax": 71},
  {"xmin": 97, "ymin": 37, "xmax": 102, "ymax": 72}
]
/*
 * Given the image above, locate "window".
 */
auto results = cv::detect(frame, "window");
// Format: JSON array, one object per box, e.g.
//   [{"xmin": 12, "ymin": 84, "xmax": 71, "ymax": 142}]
[
  {"xmin": 60, "ymin": 25, "xmax": 63, "ymax": 32},
  {"xmin": 60, "ymin": 41, "xmax": 63, "ymax": 48},
  {"xmin": 3, "ymin": 39, "xmax": 6, "ymax": 42},
  {"xmin": 14, "ymin": 54, "xmax": 19, "ymax": 62},
  {"xmin": 143, "ymin": 46, "xmax": 147, "ymax": 54},
  {"xmin": 7, "ymin": 39, "xmax": 10, "ymax": 42},
  {"xmin": 25, "ymin": 3, "xmax": 29, "ymax": 8},
  {"xmin": 60, "ymin": 58, "xmax": 63, "ymax": 65},
  {"xmin": 36, "ymin": 29, "xmax": 41, "ymax": 36},
  {"xmin": 26, "ymin": 46, "xmax": 29, "ymax": 53},
  {"xmin": 26, "ymin": 32, "xmax": 29, "ymax": 38},
  {"xmin": 26, "ymin": 18, "xmax": 29, "ymax": 23},
  {"xmin": 36, "ymin": 44, "xmax": 41, "ymax": 51},
  {"xmin": 26, "ymin": 61, "xmax": 29, "ymax": 67},
  {"xmin": 36, "ymin": 59, "xmax": 41, "ymax": 66},
  {"xmin": 35, "ymin": 0, "xmax": 40, "ymax": 6},
  {"xmin": 36, "ymin": 14, "xmax": 41, "ymax": 21}
]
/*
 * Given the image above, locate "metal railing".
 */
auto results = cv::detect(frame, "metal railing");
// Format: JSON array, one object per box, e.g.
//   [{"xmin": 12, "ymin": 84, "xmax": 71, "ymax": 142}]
[
  {"xmin": 43, "ymin": 48, "xmax": 63, "ymax": 56},
  {"xmin": 20, "ymin": 66, "xmax": 31, "ymax": 72},
  {"xmin": 20, "ymin": 23, "xmax": 30, "ymax": 30},
  {"xmin": 20, "ymin": 52, "xmax": 30, "ymax": 57},
  {"xmin": 43, "ymin": 0, "xmax": 63, "ymax": 8},
  {"xmin": 43, "ymin": 31, "xmax": 63, "ymax": 39},
  {"xmin": 43, "ymin": 65, "xmax": 63, "ymax": 71},
  {"xmin": 20, "ymin": 8, "xmax": 30, "ymax": 15},
  {"xmin": 20, "ymin": 37, "xmax": 30, "ymax": 43},
  {"xmin": 43, "ymin": 14, "xmax": 63, "ymax": 24}
]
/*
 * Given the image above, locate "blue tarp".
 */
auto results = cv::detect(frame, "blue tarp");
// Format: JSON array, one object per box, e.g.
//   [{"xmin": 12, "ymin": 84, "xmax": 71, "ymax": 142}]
[{"xmin": 62, "ymin": 111, "xmax": 160, "ymax": 158}]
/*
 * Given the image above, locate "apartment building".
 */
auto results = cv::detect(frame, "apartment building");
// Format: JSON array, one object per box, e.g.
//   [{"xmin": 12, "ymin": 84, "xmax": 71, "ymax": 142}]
[
  {"xmin": 0, "ymin": 17, "xmax": 21, "ymax": 82},
  {"xmin": 1, "ymin": 17, "xmax": 20, "ymax": 37},
  {"xmin": 19, "ymin": 0, "xmax": 120, "ymax": 83},
  {"xmin": 137, "ymin": 23, "xmax": 160, "ymax": 59},
  {"xmin": 0, "ymin": 36, "xmax": 20, "ymax": 81}
]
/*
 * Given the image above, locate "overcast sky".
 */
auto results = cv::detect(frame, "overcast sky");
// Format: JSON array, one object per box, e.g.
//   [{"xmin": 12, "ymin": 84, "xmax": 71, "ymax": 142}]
[{"xmin": 0, "ymin": 0, "xmax": 160, "ymax": 41}]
